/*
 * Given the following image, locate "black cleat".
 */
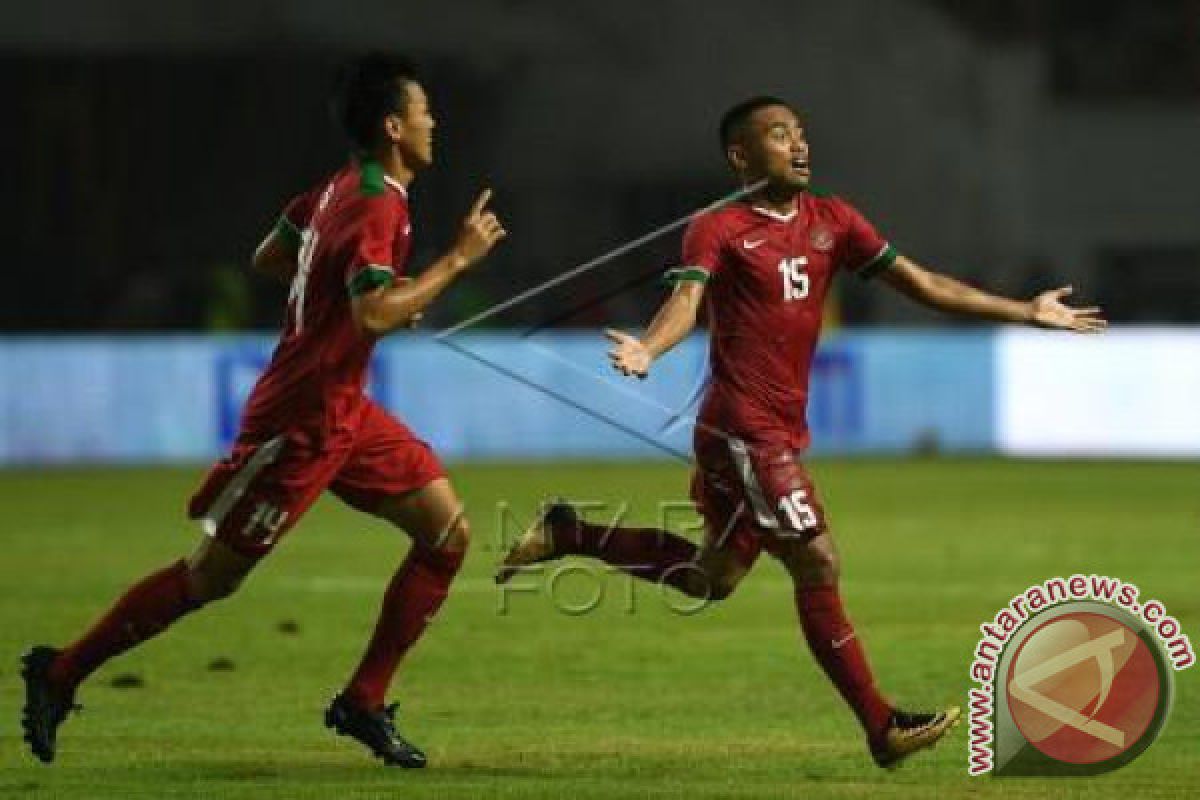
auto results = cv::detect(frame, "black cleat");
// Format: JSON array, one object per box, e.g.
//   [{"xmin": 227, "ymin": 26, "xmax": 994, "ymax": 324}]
[
  {"xmin": 324, "ymin": 693, "xmax": 427, "ymax": 768},
  {"xmin": 20, "ymin": 646, "xmax": 81, "ymax": 764},
  {"xmin": 870, "ymin": 706, "xmax": 961, "ymax": 768}
]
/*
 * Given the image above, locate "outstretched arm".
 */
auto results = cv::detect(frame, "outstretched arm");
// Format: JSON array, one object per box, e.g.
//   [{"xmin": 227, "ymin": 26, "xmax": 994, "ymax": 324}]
[
  {"xmin": 880, "ymin": 255, "xmax": 1106, "ymax": 332},
  {"xmin": 607, "ymin": 280, "xmax": 706, "ymax": 378}
]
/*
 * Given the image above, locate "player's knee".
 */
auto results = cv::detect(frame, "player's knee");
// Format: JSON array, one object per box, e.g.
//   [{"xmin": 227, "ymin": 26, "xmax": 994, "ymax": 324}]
[
  {"xmin": 798, "ymin": 549, "xmax": 839, "ymax": 586},
  {"xmin": 439, "ymin": 512, "xmax": 470, "ymax": 554},
  {"xmin": 185, "ymin": 565, "xmax": 246, "ymax": 604},
  {"xmin": 410, "ymin": 513, "xmax": 469, "ymax": 579},
  {"xmin": 812, "ymin": 547, "xmax": 840, "ymax": 585},
  {"xmin": 676, "ymin": 563, "xmax": 741, "ymax": 602},
  {"xmin": 778, "ymin": 535, "xmax": 839, "ymax": 586},
  {"xmin": 185, "ymin": 539, "xmax": 256, "ymax": 604}
]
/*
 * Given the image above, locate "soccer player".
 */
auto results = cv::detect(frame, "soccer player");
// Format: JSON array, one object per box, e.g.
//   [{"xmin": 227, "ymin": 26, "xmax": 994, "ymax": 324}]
[
  {"xmin": 498, "ymin": 96, "xmax": 1105, "ymax": 767},
  {"xmin": 21, "ymin": 53, "xmax": 506, "ymax": 768}
]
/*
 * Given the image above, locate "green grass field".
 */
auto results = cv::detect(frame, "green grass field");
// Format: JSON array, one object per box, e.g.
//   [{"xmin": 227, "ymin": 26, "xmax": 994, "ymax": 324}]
[{"xmin": 1, "ymin": 459, "xmax": 1197, "ymax": 799}]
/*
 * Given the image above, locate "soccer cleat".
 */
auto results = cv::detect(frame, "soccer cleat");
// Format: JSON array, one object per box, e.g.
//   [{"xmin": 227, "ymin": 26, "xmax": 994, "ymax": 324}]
[
  {"xmin": 870, "ymin": 706, "xmax": 961, "ymax": 769},
  {"xmin": 494, "ymin": 500, "xmax": 578, "ymax": 585},
  {"xmin": 324, "ymin": 693, "xmax": 427, "ymax": 768},
  {"xmin": 20, "ymin": 646, "xmax": 82, "ymax": 764}
]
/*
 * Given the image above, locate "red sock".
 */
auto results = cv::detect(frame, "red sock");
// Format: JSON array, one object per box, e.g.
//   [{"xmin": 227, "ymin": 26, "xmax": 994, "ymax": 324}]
[
  {"xmin": 344, "ymin": 545, "xmax": 464, "ymax": 710},
  {"xmin": 49, "ymin": 559, "xmax": 200, "ymax": 694},
  {"xmin": 554, "ymin": 520, "xmax": 699, "ymax": 593},
  {"xmin": 795, "ymin": 584, "xmax": 891, "ymax": 738}
]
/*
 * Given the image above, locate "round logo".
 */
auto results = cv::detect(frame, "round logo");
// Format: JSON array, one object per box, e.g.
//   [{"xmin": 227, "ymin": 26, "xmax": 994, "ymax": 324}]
[
  {"xmin": 809, "ymin": 225, "xmax": 835, "ymax": 252},
  {"xmin": 1005, "ymin": 609, "xmax": 1170, "ymax": 769}
]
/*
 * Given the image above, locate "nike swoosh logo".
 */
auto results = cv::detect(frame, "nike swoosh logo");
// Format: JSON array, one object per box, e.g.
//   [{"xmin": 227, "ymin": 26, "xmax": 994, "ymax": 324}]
[
  {"xmin": 743, "ymin": 238, "xmax": 767, "ymax": 250},
  {"xmin": 832, "ymin": 632, "xmax": 856, "ymax": 649}
]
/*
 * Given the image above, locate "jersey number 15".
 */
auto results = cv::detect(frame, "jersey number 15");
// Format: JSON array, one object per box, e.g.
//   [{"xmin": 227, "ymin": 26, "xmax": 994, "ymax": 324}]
[{"xmin": 777, "ymin": 257, "xmax": 810, "ymax": 301}]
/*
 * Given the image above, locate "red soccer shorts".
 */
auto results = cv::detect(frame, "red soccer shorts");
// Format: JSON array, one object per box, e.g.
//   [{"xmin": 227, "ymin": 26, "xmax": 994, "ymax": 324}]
[
  {"xmin": 690, "ymin": 427, "xmax": 829, "ymax": 568},
  {"xmin": 187, "ymin": 400, "xmax": 445, "ymax": 558}
]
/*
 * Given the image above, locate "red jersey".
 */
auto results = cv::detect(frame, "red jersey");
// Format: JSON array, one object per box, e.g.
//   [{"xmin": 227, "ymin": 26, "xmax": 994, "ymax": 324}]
[
  {"xmin": 240, "ymin": 158, "xmax": 411, "ymax": 441},
  {"xmin": 673, "ymin": 191, "xmax": 896, "ymax": 449}
]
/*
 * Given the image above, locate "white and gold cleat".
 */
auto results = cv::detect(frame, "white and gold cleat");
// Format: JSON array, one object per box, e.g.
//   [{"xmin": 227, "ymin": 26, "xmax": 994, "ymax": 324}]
[{"xmin": 870, "ymin": 706, "xmax": 962, "ymax": 769}]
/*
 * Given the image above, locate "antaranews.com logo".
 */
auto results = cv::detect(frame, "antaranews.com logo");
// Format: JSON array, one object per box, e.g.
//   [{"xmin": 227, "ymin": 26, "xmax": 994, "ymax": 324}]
[{"xmin": 967, "ymin": 574, "xmax": 1194, "ymax": 777}]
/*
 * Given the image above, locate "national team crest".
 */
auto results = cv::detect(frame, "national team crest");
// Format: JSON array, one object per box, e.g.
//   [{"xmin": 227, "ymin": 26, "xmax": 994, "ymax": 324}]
[{"xmin": 810, "ymin": 225, "xmax": 835, "ymax": 252}]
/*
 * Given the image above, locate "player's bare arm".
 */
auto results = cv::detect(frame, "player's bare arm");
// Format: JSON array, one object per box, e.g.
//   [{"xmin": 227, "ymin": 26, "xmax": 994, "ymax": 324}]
[
  {"xmin": 606, "ymin": 279, "xmax": 705, "ymax": 378},
  {"xmin": 880, "ymin": 255, "xmax": 1107, "ymax": 333},
  {"xmin": 250, "ymin": 227, "xmax": 298, "ymax": 283},
  {"xmin": 351, "ymin": 188, "xmax": 506, "ymax": 336}
]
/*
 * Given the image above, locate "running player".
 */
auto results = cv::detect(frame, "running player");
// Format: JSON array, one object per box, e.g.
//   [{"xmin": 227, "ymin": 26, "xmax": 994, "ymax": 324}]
[
  {"xmin": 498, "ymin": 96, "xmax": 1105, "ymax": 767},
  {"xmin": 21, "ymin": 53, "xmax": 506, "ymax": 768}
]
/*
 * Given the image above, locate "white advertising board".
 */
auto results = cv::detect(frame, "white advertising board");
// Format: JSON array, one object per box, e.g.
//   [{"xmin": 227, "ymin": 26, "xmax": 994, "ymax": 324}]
[{"xmin": 997, "ymin": 329, "xmax": 1200, "ymax": 457}]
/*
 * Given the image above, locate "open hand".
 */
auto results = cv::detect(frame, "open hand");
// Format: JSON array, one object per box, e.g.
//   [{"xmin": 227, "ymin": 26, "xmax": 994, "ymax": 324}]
[
  {"xmin": 1030, "ymin": 286, "xmax": 1107, "ymax": 333},
  {"xmin": 605, "ymin": 329, "xmax": 651, "ymax": 378}
]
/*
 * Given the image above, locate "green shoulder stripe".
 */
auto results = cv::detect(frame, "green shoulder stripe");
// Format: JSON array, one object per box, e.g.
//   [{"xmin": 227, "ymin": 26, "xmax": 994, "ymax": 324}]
[
  {"xmin": 663, "ymin": 267, "xmax": 712, "ymax": 286},
  {"xmin": 858, "ymin": 244, "xmax": 898, "ymax": 281},
  {"xmin": 358, "ymin": 157, "xmax": 387, "ymax": 196},
  {"xmin": 275, "ymin": 215, "xmax": 303, "ymax": 251},
  {"xmin": 347, "ymin": 266, "xmax": 395, "ymax": 297}
]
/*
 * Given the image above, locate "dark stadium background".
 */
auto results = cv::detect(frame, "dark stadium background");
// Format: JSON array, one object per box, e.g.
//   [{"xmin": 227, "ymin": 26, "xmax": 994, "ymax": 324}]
[{"xmin": 3, "ymin": 0, "xmax": 1199, "ymax": 333}]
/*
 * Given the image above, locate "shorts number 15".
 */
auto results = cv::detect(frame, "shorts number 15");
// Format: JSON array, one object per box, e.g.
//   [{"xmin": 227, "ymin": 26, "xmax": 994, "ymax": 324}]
[{"xmin": 779, "ymin": 488, "xmax": 819, "ymax": 532}]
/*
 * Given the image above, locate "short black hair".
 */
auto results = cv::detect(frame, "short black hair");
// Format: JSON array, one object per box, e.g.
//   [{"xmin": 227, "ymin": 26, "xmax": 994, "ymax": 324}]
[
  {"xmin": 718, "ymin": 95, "xmax": 795, "ymax": 152},
  {"xmin": 331, "ymin": 53, "xmax": 420, "ymax": 151}
]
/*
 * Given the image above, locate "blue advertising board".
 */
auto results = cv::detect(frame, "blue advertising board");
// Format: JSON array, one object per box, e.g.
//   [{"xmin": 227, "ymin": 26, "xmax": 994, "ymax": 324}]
[{"xmin": 0, "ymin": 331, "xmax": 994, "ymax": 464}]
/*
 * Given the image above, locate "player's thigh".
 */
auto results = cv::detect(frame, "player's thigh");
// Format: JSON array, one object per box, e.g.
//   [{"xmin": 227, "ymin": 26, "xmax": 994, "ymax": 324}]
[
  {"xmin": 374, "ymin": 478, "xmax": 469, "ymax": 552},
  {"xmin": 700, "ymin": 434, "xmax": 836, "ymax": 579},
  {"xmin": 329, "ymin": 403, "xmax": 457, "ymax": 549},
  {"xmin": 749, "ymin": 451, "xmax": 839, "ymax": 584},
  {"xmin": 724, "ymin": 438, "xmax": 829, "ymax": 543},
  {"xmin": 187, "ymin": 430, "xmax": 341, "ymax": 561},
  {"xmin": 689, "ymin": 456, "xmax": 768, "ymax": 586}
]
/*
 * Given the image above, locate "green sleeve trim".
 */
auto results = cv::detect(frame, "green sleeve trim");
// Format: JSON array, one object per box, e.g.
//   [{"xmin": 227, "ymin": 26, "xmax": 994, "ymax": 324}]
[
  {"xmin": 857, "ymin": 244, "xmax": 898, "ymax": 281},
  {"xmin": 663, "ymin": 267, "xmax": 712, "ymax": 286},
  {"xmin": 275, "ymin": 215, "xmax": 303, "ymax": 251},
  {"xmin": 347, "ymin": 265, "xmax": 395, "ymax": 297}
]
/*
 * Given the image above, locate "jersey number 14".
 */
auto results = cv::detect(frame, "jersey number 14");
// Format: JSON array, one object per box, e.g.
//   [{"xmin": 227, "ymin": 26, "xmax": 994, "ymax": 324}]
[
  {"xmin": 289, "ymin": 229, "xmax": 318, "ymax": 334},
  {"xmin": 777, "ymin": 257, "xmax": 810, "ymax": 301}
]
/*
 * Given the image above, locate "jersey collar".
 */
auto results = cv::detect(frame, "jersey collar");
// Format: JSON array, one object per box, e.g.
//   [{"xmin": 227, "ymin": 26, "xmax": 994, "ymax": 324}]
[{"xmin": 749, "ymin": 205, "xmax": 798, "ymax": 223}]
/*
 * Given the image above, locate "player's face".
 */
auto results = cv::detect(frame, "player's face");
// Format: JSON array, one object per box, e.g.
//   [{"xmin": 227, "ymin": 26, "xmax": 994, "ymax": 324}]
[
  {"xmin": 735, "ymin": 106, "xmax": 810, "ymax": 192},
  {"xmin": 390, "ymin": 81, "xmax": 436, "ymax": 169}
]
